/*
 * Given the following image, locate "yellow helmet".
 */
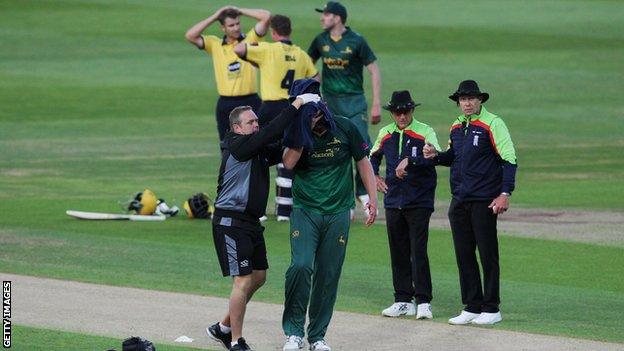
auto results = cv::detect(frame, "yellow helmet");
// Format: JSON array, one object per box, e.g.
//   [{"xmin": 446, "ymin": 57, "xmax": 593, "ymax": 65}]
[{"xmin": 128, "ymin": 189, "xmax": 158, "ymax": 215}]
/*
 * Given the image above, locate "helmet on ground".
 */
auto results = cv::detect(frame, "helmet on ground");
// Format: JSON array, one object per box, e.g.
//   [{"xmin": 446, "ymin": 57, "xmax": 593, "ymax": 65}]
[
  {"xmin": 183, "ymin": 193, "xmax": 214, "ymax": 219},
  {"xmin": 127, "ymin": 189, "xmax": 158, "ymax": 215}
]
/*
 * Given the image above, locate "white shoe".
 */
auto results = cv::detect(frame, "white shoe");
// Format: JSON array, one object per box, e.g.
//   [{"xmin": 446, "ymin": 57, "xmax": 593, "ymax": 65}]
[
  {"xmin": 472, "ymin": 311, "xmax": 502, "ymax": 325},
  {"xmin": 309, "ymin": 340, "xmax": 331, "ymax": 351},
  {"xmin": 283, "ymin": 335, "xmax": 304, "ymax": 351},
  {"xmin": 277, "ymin": 215, "xmax": 290, "ymax": 222},
  {"xmin": 416, "ymin": 303, "xmax": 433, "ymax": 319},
  {"xmin": 448, "ymin": 310, "xmax": 480, "ymax": 325},
  {"xmin": 381, "ymin": 302, "xmax": 416, "ymax": 317},
  {"xmin": 259, "ymin": 216, "xmax": 268, "ymax": 222}
]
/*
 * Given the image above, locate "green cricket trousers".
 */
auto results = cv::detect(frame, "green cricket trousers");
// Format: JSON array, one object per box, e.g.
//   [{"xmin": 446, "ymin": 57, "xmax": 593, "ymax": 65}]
[{"xmin": 282, "ymin": 207, "xmax": 351, "ymax": 343}]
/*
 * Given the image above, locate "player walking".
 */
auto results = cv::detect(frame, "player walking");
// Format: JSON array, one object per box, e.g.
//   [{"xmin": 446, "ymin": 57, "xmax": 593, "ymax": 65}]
[{"xmin": 281, "ymin": 85, "xmax": 378, "ymax": 351}]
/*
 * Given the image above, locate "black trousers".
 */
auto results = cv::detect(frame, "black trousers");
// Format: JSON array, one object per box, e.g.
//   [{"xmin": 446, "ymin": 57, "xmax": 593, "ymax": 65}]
[
  {"xmin": 258, "ymin": 99, "xmax": 292, "ymax": 216},
  {"xmin": 385, "ymin": 207, "xmax": 433, "ymax": 304},
  {"xmin": 258, "ymin": 99, "xmax": 290, "ymax": 127},
  {"xmin": 215, "ymin": 94, "xmax": 262, "ymax": 141},
  {"xmin": 448, "ymin": 198, "xmax": 500, "ymax": 313}
]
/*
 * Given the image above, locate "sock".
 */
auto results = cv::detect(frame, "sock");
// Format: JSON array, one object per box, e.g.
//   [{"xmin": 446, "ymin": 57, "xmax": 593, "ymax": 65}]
[
  {"xmin": 219, "ymin": 322, "xmax": 231, "ymax": 334},
  {"xmin": 231, "ymin": 340, "xmax": 238, "ymax": 347}
]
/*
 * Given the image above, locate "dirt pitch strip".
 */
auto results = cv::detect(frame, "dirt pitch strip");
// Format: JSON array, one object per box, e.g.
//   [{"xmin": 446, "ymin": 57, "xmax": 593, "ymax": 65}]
[{"xmin": 5, "ymin": 273, "xmax": 623, "ymax": 351}]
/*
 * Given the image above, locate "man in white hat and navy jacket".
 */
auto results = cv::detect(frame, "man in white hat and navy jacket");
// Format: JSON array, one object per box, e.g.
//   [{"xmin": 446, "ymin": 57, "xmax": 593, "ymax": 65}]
[{"xmin": 424, "ymin": 80, "xmax": 517, "ymax": 325}]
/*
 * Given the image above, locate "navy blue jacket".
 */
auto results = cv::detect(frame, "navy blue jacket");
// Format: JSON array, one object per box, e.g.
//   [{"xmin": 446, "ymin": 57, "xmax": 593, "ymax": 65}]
[
  {"xmin": 370, "ymin": 119, "xmax": 440, "ymax": 210},
  {"xmin": 436, "ymin": 107, "xmax": 517, "ymax": 202}
]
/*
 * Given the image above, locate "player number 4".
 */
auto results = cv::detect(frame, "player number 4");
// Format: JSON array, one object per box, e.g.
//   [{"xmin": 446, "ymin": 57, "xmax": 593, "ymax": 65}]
[{"xmin": 281, "ymin": 69, "xmax": 295, "ymax": 89}]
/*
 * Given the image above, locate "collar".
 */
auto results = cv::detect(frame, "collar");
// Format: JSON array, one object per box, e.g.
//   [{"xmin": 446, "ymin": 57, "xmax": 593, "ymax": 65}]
[
  {"xmin": 222, "ymin": 33, "xmax": 246, "ymax": 46},
  {"xmin": 328, "ymin": 26, "xmax": 350, "ymax": 41},
  {"xmin": 391, "ymin": 117, "xmax": 417, "ymax": 132},
  {"xmin": 279, "ymin": 39, "xmax": 293, "ymax": 45},
  {"xmin": 459, "ymin": 106, "xmax": 487, "ymax": 122}
]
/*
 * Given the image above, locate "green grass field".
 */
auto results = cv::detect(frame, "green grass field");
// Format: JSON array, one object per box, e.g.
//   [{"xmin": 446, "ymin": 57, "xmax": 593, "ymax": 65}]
[
  {"xmin": 1, "ymin": 0, "xmax": 624, "ymax": 348},
  {"xmin": 11, "ymin": 325, "xmax": 212, "ymax": 351}
]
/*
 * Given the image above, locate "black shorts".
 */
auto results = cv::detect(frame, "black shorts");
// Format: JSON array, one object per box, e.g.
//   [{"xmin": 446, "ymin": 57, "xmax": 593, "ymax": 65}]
[
  {"xmin": 216, "ymin": 94, "xmax": 262, "ymax": 141},
  {"xmin": 257, "ymin": 99, "xmax": 290, "ymax": 127},
  {"xmin": 212, "ymin": 216, "xmax": 268, "ymax": 277}
]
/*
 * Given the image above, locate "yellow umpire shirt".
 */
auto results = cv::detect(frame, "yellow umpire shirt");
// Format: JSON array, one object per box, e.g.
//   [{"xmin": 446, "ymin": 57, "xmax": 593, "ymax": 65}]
[
  {"xmin": 202, "ymin": 29, "xmax": 263, "ymax": 97},
  {"xmin": 245, "ymin": 40, "xmax": 318, "ymax": 101}
]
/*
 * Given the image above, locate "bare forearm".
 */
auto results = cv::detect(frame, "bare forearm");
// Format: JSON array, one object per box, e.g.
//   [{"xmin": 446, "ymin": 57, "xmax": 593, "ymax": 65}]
[
  {"xmin": 239, "ymin": 8, "xmax": 270, "ymax": 21},
  {"xmin": 283, "ymin": 147, "xmax": 303, "ymax": 170},
  {"xmin": 240, "ymin": 8, "xmax": 271, "ymax": 35},
  {"xmin": 185, "ymin": 14, "xmax": 219, "ymax": 43},
  {"xmin": 357, "ymin": 158, "xmax": 377, "ymax": 201},
  {"xmin": 367, "ymin": 63, "xmax": 381, "ymax": 107}
]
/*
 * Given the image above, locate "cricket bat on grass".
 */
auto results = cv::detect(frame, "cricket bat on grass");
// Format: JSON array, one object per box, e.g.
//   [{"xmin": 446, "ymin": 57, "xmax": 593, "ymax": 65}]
[{"xmin": 66, "ymin": 210, "xmax": 166, "ymax": 221}]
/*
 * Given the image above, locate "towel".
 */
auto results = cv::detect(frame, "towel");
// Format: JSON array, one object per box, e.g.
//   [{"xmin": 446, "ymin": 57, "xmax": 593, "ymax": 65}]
[{"xmin": 284, "ymin": 79, "xmax": 336, "ymax": 150}]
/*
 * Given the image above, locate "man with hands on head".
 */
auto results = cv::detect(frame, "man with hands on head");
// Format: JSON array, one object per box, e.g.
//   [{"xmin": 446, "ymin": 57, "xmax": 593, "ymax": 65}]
[
  {"xmin": 185, "ymin": 6, "xmax": 271, "ymax": 140},
  {"xmin": 280, "ymin": 80, "xmax": 377, "ymax": 350},
  {"xmin": 423, "ymin": 80, "xmax": 517, "ymax": 326},
  {"xmin": 370, "ymin": 90, "xmax": 440, "ymax": 320},
  {"xmin": 207, "ymin": 92, "xmax": 321, "ymax": 351}
]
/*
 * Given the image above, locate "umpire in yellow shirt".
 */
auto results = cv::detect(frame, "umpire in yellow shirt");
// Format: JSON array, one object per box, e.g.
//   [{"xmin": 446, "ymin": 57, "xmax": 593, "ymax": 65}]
[
  {"xmin": 234, "ymin": 15, "xmax": 318, "ymax": 221},
  {"xmin": 185, "ymin": 6, "xmax": 271, "ymax": 141}
]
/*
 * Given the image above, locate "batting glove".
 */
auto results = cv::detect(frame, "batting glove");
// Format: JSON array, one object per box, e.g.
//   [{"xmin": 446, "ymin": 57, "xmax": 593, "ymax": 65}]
[{"xmin": 297, "ymin": 93, "xmax": 321, "ymax": 105}]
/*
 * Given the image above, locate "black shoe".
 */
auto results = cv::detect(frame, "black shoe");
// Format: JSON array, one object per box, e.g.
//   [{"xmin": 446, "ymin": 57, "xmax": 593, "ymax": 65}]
[
  {"xmin": 229, "ymin": 337, "xmax": 253, "ymax": 351},
  {"xmin": 206, "ymin": 322, "xmax": 232, "ymax": 350}
]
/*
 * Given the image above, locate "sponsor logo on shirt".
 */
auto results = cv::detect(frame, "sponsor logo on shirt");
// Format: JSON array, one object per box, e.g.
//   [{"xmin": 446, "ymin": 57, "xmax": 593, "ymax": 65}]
[
  {"xmin": 323, "ymin": 57, "xmax": 349, "ymax": 69},
  {"xmin": 228, "ymin": 61, "xmax": 241, "ymax": 72},
  {"xmin": 227, "ymin": 61, "xmax": 242, "ymax": 79},
  {"xmin": 285, "ymin": 54, "xmax": 296, "ymax": 62},
  {"xmin": 311, "ymin": 148, "xmax": 335, "ymax": 158},
  {"xmin": 328, "ymin": 137, "xmax": 341, "ymax": 145},
  {"xmin": 340, "ymin": 46, "xmax": 352, "ymax": 54},
  {"xmin": 338, "ymin": 235, "xmax": 346, "ymax": 246}
]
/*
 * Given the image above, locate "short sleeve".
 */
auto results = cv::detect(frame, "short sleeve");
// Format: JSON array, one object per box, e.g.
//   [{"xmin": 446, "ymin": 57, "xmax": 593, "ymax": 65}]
[
  {"xmin": 358, "ymin": 37, "xmax": 376, "ymax": 66},
  {"xmin": 307, "ymin": 36, "xmax": 321, "ymax": 61},
  {"xmin": 244, "ymin": 28, "xmax": 264, "ymax": 43},
  {"xmin": 201, "ymin": 35, "xmax": 219, "ymax": 54},
  {"xmin": 303, "ymin": 52, "xmax": 318, "ymax": 78},
  {"xmin": 348, "ymin": 122, "xmax": 370, "ymax": 161},
  {"xmin": 245, "ymin": 42, "xmax": 269, "ymax": 66}
]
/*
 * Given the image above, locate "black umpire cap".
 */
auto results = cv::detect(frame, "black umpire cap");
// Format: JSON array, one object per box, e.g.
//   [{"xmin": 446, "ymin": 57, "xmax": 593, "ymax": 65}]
[{"xmin": 315, "ymin": 1, "xmax": 347, "ymax": 21}]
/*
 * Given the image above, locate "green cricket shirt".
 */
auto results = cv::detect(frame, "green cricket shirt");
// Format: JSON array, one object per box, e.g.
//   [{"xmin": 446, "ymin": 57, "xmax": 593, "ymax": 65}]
[
  {"xmin": 308, "ymin": 27, "xmax": 376, "ymax": 96},
  {"xmin": 292, "ymin": 117, "xmax": 370, "ymax": 214}
]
